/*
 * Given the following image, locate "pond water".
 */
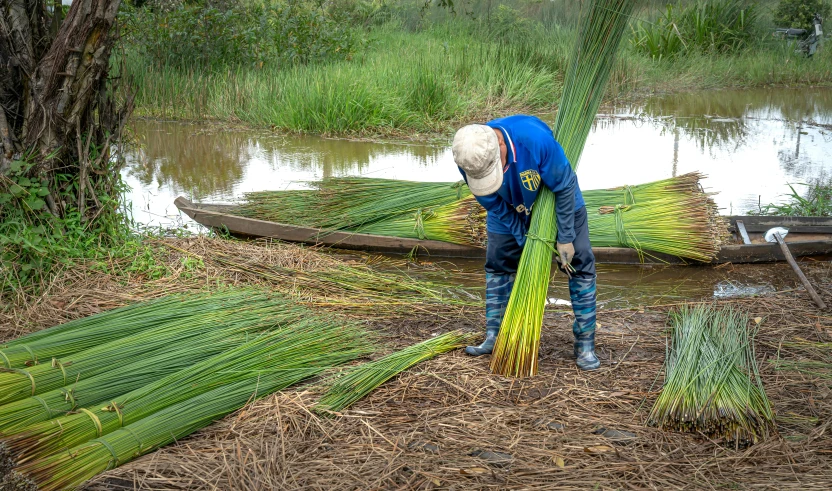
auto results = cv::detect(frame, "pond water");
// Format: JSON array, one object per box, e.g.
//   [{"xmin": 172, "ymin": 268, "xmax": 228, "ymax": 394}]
[
  {"xmin": 123, "ymin": 89, "xmax": 830, "ymax": 303},
  {"xmin": 124, "ymin": 87, "xmax": 832, "ymax": 229}
]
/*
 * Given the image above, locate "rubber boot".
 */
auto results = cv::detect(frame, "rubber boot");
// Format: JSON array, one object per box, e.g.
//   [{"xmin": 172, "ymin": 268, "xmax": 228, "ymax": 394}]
[
  {"xmin": 569, "ymin": 275, "xmax": 600, "ymax": 370},
  {"xmin": 466, "ymin": 272, "xmax": 515, "ymax": 356}
]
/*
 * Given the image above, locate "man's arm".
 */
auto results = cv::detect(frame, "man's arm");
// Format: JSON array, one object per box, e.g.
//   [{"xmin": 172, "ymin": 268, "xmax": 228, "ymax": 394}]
[{"xmin": 535, "ymin": 138, "xmax": 576, "ymax": 244}]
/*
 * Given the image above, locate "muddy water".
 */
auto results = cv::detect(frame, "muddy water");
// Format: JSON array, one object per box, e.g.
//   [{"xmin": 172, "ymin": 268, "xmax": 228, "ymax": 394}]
[
  {"xmin": 125, "ymin": 87, "xmax": 832, "ymax": 227},
  {"xmin": 435, "ymin": 258, "xmax": 798, "ymax": 309}
]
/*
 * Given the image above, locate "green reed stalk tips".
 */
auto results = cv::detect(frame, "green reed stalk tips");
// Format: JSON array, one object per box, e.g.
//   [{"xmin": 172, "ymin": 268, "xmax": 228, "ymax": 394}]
[
  {"xmin": 647, "ymin": 305, "xmax": 775, "ymax": 447},
  {"xmin": 491, "ymin": 0, "xmax": 636, "ymax": 378},
  {"xmin": 315, "ymin": 330, "xmax": 473, "ymax": 414},
  {"xmin": 5, "ymin": 317, "xmax": 373, "ymax": 463},
  {"xmin": 237, "ymin": 178, "xmax": 470, "ymax": 232}
]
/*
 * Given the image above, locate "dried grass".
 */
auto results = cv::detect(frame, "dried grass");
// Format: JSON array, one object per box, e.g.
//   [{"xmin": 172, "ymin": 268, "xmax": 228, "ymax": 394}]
[
  {"xmin": 84, "ymin": 287, "xmax": 832, "ymax": 489},
  {"xmin": 3, "ymin": 239, "xmax": 832, "ymax": 490}
]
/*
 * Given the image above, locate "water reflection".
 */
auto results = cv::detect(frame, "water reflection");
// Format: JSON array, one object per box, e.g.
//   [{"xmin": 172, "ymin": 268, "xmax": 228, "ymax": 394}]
[{"xmin": 124, "ymin": 87, "xmax": 832, "ymax": 228}]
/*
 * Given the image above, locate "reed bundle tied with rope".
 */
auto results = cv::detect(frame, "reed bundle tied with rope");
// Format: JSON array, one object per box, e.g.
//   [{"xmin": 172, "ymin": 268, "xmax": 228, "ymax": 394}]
[
  {"xmin": 490, "ymin": 0, "xmax": 635, "ymax": 378},
  {"xmin": 0, "ymin": 331, "xmax": 244, "ymax": 433},
  {"xmin": 238, "ymin": 178, "xmax": 470, "ymax": 231},
  {"xmin": 237, "ymin": 172, "xmax": 724, "ymax": 258},
  {"xmin": 0, "ymin": 294, "xmax": 229, "ymax": 369},
  {"xmin": 0, "ymin": 290, "xmax": 305, "ymax": 405},
  {"xmin": 17, "ymin": 371, "xmax": 331, "ymax": 491},
  {"xmin": 647, "ymin": 305, "xmax": 775, "ymax": 447},
  {"xmin": 5, "ymin": 315, "xmax": 373, "ymax": 469},
  {"xmin": 315, "ymin": 330, "xmax": 474, "ymax": 414}
]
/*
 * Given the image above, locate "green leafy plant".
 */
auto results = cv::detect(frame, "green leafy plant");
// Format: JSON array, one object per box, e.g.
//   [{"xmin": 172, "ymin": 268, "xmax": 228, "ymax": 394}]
[
  {"xmin": 122, "ymin": 0, "xmax": 362, "ymax": 69},
  {"xmin": 751, "ymin": 182, "xmax": 832, "ymax": 216},
  {"xmin": 774, "ymin": 0, "xmax": 831, "ymax": 31},
  {"xmin": 0, "ymin": 152, "xmax": 137, "ymax": 295}
]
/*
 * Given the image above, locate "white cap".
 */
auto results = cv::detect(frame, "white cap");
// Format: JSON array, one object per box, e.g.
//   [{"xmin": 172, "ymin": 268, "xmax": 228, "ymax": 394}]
[{"xmin": 452, "ymin": 124, "xmax": 502, "ymax": 196}]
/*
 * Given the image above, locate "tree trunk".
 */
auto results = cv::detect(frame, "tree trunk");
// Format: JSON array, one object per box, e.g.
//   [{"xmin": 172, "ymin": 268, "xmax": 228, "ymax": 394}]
[{"xmin": 1, "ymin": 0, "xmax": 130, "ymax": 218}]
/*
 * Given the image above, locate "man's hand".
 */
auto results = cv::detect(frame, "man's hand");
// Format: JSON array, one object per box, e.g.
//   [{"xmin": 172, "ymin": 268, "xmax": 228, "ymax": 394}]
[{"xmin": 556, "ymin": 241, "xmax": 575, "ymax": 274}]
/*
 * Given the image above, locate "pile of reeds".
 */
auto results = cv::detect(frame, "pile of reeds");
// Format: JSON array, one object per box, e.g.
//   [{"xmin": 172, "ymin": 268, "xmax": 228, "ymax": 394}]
[
  {"xmin": 647, "ymin": 305, "xmax": 775, "ymax": 447},
  {"xmin": 0, "ymin": 289, "xmax": 378, "ymax": 489},
  {"xmin": 315, "ymin": 331, "xmax": 474, "ymax": 414},
  {"xmin": 162, "ymin": 241, "xmax": 480, "ymax": 316},
  {"xmin": 238, "ymin": 178, "xmax": 469, "ymax": 231},
  {"xmin": 237, "ymin": 172, "xmax": 725, "ymax": 259},
  {"xmin": 491, "ymin": 0, "xmax": 636, "ymax": 377}
]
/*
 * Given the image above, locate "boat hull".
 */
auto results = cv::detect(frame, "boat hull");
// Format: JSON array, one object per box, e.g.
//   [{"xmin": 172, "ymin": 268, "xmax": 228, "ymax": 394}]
[{"xmin": 174, "ymin": 197, "xmax": 832, "ymax": 265}]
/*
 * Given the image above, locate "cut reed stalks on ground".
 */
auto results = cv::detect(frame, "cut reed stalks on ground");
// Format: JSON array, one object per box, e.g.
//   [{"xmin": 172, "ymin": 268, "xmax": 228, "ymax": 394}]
[
  {"xmin": 5, "ymin": 316, "xmax": 373, "ymax": 463},
  {"xmin": 0, "ymin": 327, "xmax": 254, "ymax": 433},
  {"xmin": 17, "ymin": 369, "xmax": 335, "ymax": 491},
  {"xmin": 491, "ymin": 0, "xmax": 635, "ymax": 378},
  {"xmin": 0, "ymin": 290, "xmax": 305, "ymax": 405},
  {"xmin": 161, "ymin": 242, "xmax": 480, "ymax": 316},
  {"xmin": 315, "ymin": 330, "xmax": 473, "ymax": 414},
  {"xmin": 647, "ymin": 305, "xmax": 775, "ymax": 447},
  {"xmin": 0, "ymin": 295, "xmax": 226, "ymax": 368}
]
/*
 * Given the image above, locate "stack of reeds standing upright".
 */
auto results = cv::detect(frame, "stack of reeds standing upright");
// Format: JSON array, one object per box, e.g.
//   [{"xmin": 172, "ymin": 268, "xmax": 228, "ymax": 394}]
[
  {"xmin": 490, "ymin": 0, "xmax": 637, "ymax": 378},
  {"xmin": 647, "ymin": 305, "xmax": 775, "ymax": 447}
]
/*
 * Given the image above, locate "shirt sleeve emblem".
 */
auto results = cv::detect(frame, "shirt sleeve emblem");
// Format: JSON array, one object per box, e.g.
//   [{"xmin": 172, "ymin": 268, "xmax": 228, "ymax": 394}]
[{"xmin": 519, "ymin": 170, "xmax": 541, "ymax": 191}]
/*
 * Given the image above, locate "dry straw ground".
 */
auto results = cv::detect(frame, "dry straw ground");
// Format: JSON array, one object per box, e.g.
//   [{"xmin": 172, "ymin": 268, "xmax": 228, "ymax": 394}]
[{"xmin": 3, "ymin": 237, "xmax": 832, "ymax": 490}]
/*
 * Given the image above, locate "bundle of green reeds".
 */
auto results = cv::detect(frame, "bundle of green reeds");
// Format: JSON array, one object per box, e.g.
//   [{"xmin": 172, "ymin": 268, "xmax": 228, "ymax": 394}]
[
  {"xmin": 0, "ymin": 298, "xmax": 302, "ymax": 432},
  {"xmin": 315, "ymin": 330, "xmax": 473, "ymax": 414},
  {"xmin": 18, "ymin": 371, "xmax": 329, "ymax": 491},
  {"xmin": 0, "ymin": 291, "xmax": 303, "ymax": 405},
  {"xmin": 237, "ymin": 178, "xmax": 469, "ymax": 231},
  {"xmin": 0, "ymin": 294, "xmax": 227, "ymax": 368},
  {"xmin": 6, "ymin": 317, "xmax": 372, "ymax": 463},
  {"xmin": 355, "ymin": 197, "xmax": 487, "ymax": 246},
  {"xmin": 491, "ymin": 0, "xmax": 635, "ymax": 377},
  {"xmin": 647, "ymin": 305, "xmax": 774, "ymax": 446},
  {"xmin": 237, "ymin": 172, "xmax": 724, "ymax": 258}
]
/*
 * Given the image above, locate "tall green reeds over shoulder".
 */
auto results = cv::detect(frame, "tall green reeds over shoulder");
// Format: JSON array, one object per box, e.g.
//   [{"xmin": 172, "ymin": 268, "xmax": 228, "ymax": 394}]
[
  {"xmin": 18, "ymin": 371, "xmax": 326, "ymax": 491},
  {"xmin": 315, "ymin": 331, "xmax": 473, "ymax": 414},
  {"xmin": 490, "ymin": 0, "xmax": 635, "ymax": 378},
  {"xmin": 0, "ymin": 291, "xmax": 305, "ymax": 405},
  {"xmin": 647, "ymin": 305, "xmax": 775, "ymax": 447},
  {"xmin": 6, "ymin": 317, "xmax": 372, "ymax": 463}
]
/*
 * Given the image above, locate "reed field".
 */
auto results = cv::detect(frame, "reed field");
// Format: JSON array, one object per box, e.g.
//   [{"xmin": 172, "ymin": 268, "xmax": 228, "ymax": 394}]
[{"xmin": 123, "ymin": 1, "xmax": 832, "ymax": 136}]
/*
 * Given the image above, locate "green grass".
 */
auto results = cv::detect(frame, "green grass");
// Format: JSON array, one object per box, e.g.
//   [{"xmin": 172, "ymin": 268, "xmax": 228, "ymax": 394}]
[
  {"xmin": 751, "ymin": 182, "xmax": 832, "ymax": 216},
  {"xmin": 125, "ymin": 21, "xmax": 832, "ymax": 137}
]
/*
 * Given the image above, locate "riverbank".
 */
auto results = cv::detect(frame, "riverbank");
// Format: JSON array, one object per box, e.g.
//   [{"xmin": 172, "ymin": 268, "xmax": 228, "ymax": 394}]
[
  {"xmin": 2, "ymin": 236, "xmax": 831, "ymax": 489},
  {"xmin": 126, "ymin": 24, "xmax": 832, "ymax": 139}
]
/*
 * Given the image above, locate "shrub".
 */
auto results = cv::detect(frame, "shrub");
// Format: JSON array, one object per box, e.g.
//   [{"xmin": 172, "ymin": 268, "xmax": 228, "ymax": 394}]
[
  {"xmin": 122, "ymin": 1, "xmax": 362, "ymax": 69},
  {"xmin": 774, "ymin": 0, "xmax": 831, "ymax": 31}
]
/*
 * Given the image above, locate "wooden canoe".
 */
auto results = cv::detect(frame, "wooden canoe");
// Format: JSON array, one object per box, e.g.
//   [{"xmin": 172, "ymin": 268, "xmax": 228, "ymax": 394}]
[{"xmin": 174, "ymin": 197, "xmax": 832, "ymax": 264}]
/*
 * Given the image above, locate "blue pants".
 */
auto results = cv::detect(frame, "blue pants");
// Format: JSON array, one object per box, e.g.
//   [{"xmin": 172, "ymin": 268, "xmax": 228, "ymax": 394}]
[
  {"xmin": 485, "ymin": 206, "xmax": 597, "ymax": 337},
  {"xmin": 485, "ymin": 206, "xmax": 596, "ymax": 280}
]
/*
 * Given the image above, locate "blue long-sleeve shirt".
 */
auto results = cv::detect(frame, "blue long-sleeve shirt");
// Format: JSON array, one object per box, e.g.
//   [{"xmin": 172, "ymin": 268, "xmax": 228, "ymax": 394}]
[{"xmin": 458, "ymin": 115, "xmax": 584, "ymax": 247}]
